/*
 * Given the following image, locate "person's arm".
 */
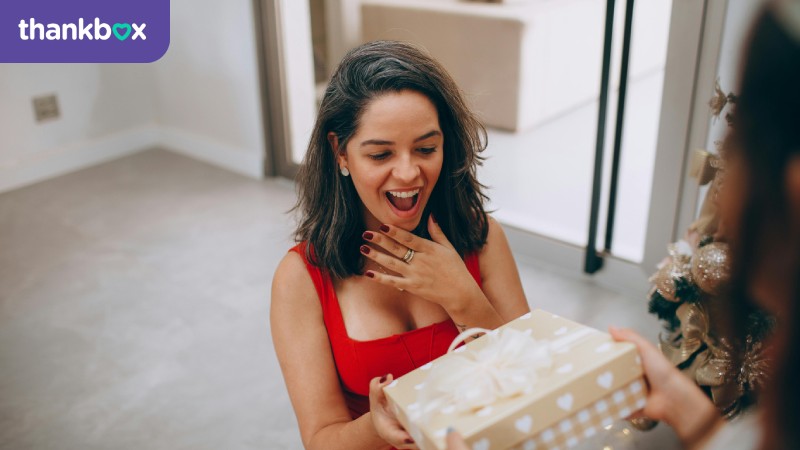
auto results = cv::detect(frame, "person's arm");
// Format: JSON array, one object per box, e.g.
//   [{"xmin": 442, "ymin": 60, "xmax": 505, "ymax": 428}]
[
  {"xmin": 609, "ymin": 327, "xmax": 725, "ymax": 450},
  {"xmin": 271, "ymin": 253, "xmax": 416, "ymax": 450},
  {"xmin": 475, "ymin": 216, "xmax": 531, "ymax": 322},
  {"xmin": 361, "ymin": 215, "xmax": 528, "ymax": 333}
]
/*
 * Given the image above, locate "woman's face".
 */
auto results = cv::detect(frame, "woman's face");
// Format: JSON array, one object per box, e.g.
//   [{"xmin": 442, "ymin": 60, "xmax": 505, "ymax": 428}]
[{"xmin": 335, "ymin": 90, "xmax": 444, "ymax": 231}]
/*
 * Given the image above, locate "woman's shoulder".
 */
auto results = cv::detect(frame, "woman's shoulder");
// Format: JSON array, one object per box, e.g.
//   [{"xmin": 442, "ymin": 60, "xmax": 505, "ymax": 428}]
[
  {"xmin": 273, "ymin": 243, "xmax": 317, "ymax": 301},
  {"xmin": 480, "ymin": 215, "xmax": 507, "ymax": 253}
]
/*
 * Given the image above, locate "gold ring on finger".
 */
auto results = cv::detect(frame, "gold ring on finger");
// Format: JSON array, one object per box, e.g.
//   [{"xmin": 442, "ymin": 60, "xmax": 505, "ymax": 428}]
[{"xmin": 401, "ymin": 248, "xmax": 415, "ymax": 264}]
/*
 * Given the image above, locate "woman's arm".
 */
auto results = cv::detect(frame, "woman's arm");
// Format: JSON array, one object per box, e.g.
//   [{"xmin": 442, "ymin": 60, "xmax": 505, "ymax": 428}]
[
  {"xmin": 475, "ymin": 216, "xmax": 531, "ymax": 322},
  {"xmin": 271, "ymin": 253, "xmax": 413, "ymax": 450}
]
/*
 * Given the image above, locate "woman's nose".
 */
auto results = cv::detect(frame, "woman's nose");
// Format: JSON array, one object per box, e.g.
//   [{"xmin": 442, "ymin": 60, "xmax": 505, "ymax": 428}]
[{"xmin": 392, "ymin": 156, "xmax": 420, "ymax": 183}]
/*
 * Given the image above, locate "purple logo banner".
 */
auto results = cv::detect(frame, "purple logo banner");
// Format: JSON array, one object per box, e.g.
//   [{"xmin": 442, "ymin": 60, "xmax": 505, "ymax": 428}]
[{"xmin": 0, "ymin": 0, "xmax": 170, "ymax": 63}]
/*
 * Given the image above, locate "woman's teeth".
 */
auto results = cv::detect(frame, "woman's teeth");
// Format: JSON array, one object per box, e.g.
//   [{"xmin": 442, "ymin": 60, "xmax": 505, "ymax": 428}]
[
  {"xmin": 386, "ymin": 189, "xmax": 420, "ymax": 211},
  {"xmin": 388, "ymin": 188, "xmax": 420, "ymax": 198}
]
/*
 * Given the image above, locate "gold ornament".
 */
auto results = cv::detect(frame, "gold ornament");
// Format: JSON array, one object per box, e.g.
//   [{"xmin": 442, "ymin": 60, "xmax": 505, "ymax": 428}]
[
  {"xmin": 691, "ymin": 242, "xmax": 731, "ymax": 295},
  {"xmin": 709, "ymin": 80, "xmax": 729, "ymax": 118},
  {"xmin": 649, "ymin": 242, "xmax": 693, "ymax": 302},
  {"xmin": 660, "ymin": 303, "xmax": 710, "ymax": 366}
]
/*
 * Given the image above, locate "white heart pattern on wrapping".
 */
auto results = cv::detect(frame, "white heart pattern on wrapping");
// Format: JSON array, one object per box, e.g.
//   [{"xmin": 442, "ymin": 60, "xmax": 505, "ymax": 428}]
[
  {"xmin": 472, "ymin": 438, "xmax": 492, "ymax": 450},
  {"xmin": 597, "ymin": 371, "xmax": 614, "ymax": 389},
  {"xmin": 523, "ymin": 439, "xmax": 537, "ymax": 450},
  {"xmin": 473, "ymin": 438, "xmax": 491, "ymax": 450},
  {"xmin": 554, "ymin": 326, "xmax": 568, "ymax": 336},
  {"xmin": 557, "ymin": 393, "xmax": 574, "ymax": 411},
  {"xmin": 421, "ymin": 362, "xmax": 433, "ymax": 371},
  {"xmin": 515, "ymin": 415, "xmax": 533, "ymax": 433},
  {"xmin": 595, "ymin": 342, "xmax": 613, "ymax": 353},
  {"xmin": 414, "ymin": 383, "xmax": 425, "ymax": 390},
  {"xmin": 556, "ymin": 363, "xmax": 574, "ymax": 374},
  {"xmin": 520, "ymin": 312, "xmax": 532, "ymax": 320},
  {"xmin": 387, "ymin": 380, "xmax": 398, "ymax": 389}
]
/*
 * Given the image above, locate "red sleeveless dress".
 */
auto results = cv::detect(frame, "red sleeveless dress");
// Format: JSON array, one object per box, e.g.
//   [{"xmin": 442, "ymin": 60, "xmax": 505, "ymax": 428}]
[{"xmin": 289, "ymin": 242, "xmax": 482, "ymax": 419}]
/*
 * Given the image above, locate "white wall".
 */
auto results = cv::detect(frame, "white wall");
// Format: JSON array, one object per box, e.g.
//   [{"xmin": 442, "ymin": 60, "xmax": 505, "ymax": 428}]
[
  {"xmin": 0, "ymin": 64, "xmax": 159, "ymax": 192},
  {"xmin": 705, "ymin": 0, "xmax": 765, "ymax": 149},
  {"xmin": 0, "ymin": 0, "xmax": 266, "ymax": 193},
  {"xmin": 694, "ymin": 0, "xmax": 766, "ymax": 216},
  {"xmin": 153, "ymin": 0, "xmax": 266, "ymax": 178}
]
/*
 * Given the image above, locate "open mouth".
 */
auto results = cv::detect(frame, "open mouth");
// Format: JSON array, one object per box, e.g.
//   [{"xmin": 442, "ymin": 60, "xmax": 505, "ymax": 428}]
[{"xmin": 385, "ymin": 188, "xmax": 420, "ymax": 212}]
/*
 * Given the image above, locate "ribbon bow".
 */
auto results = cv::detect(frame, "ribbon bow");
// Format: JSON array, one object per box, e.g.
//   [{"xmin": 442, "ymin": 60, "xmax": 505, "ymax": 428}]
[{"xmin": 413, "ymin": 326, "xmax": 595, "ymax": 420}]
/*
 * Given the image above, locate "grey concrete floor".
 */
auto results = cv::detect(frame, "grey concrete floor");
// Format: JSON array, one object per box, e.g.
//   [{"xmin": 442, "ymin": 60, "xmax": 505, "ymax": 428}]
[{"xmin": 0, "ymin": 149, "xmax": 678, "ymax": 449}]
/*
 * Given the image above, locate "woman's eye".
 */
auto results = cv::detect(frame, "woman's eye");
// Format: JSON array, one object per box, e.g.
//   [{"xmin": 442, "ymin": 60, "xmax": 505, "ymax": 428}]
[
  {"xmin": 418, "ymin": 147, "xmax": 437, "ymax": 155},
  {"xmin": 369, "ymin": 152, "xmax": 390, "ymax": 161}
]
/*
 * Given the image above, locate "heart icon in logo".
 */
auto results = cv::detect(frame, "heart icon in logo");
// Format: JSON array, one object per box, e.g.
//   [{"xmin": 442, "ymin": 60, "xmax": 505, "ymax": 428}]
[
  {"xmin": 515, "ymin": 415, "xmax": 533, "ymax": 433},
  {"xmin": 597, "ymin": 371, "xmax": 614, "ymax": 389},
  {"xmin": 472, "ymin": 438, "xmax": 490, "ymax": 450},
  {"xmin": 113, "ymin": 23, "xmax": 132, "ymax": 41},
  {"xmin": 557, "ymin": 393, "xmax": 574, "ymax": 411}
]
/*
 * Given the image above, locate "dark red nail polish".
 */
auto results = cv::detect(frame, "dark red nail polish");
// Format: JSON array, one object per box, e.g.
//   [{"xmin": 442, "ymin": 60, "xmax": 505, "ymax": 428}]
[
  {"xmin": 380, "ymin": 224, "xmax": 390, "ymax": 233},
  {"xmin": 431, "ymin": 213, "xmax": 437, "ymax": 224},
  {"xmin": 360, "ymin": 245, "xmax": 370, "ymax": 254},
  {"xmin": 405, "ymin": 439, "xmax": 415, "ymax": 444},
  {"xmin": 365, "ymin": 271, "xmax": 375, "ymax": 278},
  {"xmin": 379, "ymin": 375, "xmax": 387, "ymax": 383},
  {"xmin": 362, "ymin": 231, "xmax": 374, "ymax": 240}
]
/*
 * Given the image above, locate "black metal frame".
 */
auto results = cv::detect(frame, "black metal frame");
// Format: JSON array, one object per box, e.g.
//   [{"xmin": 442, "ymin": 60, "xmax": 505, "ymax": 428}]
[{"xmin": 584, "ymin": 0, "xmax": 636, "ymax": 274}]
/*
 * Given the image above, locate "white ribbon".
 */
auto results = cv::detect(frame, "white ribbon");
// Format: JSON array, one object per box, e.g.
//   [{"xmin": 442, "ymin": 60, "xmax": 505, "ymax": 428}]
[{"xmin": 412, "ymin": 326, "xmax": 596, "ymax": 421}]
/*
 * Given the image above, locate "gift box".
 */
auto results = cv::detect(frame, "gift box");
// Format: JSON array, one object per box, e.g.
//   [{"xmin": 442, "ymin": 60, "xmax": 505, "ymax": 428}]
[{"xmin": 383, "ymin": 310, "xmax": 647, "ymax": 450}]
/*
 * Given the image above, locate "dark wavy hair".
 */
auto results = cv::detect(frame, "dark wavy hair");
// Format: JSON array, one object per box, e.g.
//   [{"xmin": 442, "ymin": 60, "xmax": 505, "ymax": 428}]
[
  {"xmin": 292, "ymin": 41, "xmax": 490, "ymax": 279},
  {"xmin": 723, "ymin": 4, "xmax": 800, "ymax": 449}
]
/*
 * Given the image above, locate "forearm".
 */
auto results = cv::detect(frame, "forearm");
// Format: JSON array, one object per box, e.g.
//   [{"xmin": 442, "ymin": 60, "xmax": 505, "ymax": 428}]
[
  {"xmin": 445, "ymin": 286, "xmax": 505, "ymax": 332},
  {"xmin": 662, "ymin": 379, "xmax": 724, "ymax": 450},
  {"xmin": 306, "ymin": 412, "xmax": 391, "ymax": 450}
]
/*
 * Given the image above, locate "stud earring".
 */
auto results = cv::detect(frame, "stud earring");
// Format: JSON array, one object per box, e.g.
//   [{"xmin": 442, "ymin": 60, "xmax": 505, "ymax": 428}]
[{"xmin": 340, "ymin": 167, "xmax": 350, "ymax": 177}]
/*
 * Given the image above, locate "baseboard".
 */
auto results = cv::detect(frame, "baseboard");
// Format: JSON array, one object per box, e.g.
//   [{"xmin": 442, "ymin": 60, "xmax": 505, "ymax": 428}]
[
  {"xmin": 158, "ymin": 127, "xmax": 264, "ymax": 179},
  {"xmin": 503, "ymin": 223, "xmax": 651, "ymax": 301},
  {"xmin": 0, "ymin": 125, "xmax": 160, "ymax": 194}
]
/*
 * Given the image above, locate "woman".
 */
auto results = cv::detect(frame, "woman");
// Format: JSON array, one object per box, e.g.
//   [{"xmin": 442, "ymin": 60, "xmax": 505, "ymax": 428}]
[
  {"xmin": 271, "ymin": 41, "xmax": 530, "ymax": 449},
  {"xmin": 446, "ymin": 1, "xmax": 800, "ymax": 448}
]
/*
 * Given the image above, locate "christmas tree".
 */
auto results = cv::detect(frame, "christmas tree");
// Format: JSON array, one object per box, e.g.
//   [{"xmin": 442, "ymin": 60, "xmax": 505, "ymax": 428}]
[{"xmin": 645, "ymin": 80, "xmax": 773, "ymax": 420}]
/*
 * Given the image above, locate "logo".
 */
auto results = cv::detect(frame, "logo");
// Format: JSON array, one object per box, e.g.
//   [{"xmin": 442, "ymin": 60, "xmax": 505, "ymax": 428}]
[
  {"xmin": 0, "ymin": 0, "xmax": 169, "ymax": 63},
  {"xmin": 18, "ymin": 18, "xmax": 147, "ymax": 42}
]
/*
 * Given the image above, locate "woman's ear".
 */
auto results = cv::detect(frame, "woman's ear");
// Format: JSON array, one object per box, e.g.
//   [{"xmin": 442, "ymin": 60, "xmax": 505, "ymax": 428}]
[{"xmin": 328, "ymin": 132, "xmax": 347, "ymax": 168}]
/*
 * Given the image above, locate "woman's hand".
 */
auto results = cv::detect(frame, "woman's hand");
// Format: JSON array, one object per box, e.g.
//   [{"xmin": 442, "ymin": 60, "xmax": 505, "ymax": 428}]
[
  {"xmin": 360, "ymin": 215, "xmax": 484, "ymax": 312},
  {"xmin": 609, "ymin": 327, "xmax": 724, "ymax": 449},
  {"xmin": 369, "ymin": 374, "xmax": 418, "ymax": 450}
]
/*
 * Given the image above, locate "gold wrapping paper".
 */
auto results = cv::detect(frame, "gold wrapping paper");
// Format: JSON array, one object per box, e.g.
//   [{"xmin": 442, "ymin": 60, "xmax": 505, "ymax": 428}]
[{"xmin": 383, "ymin": 310, "xmax": 646, "ymax": 450}]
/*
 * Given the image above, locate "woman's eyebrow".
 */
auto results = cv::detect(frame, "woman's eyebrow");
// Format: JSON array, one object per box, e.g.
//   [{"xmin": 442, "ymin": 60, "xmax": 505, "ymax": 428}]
[
  {"xmin": 413, "ymin": 130, "xmax": 442, "ymax": 142},
  {"xmin": 359, "ymin": 130, "xmax": 442, "ymax": 147}
]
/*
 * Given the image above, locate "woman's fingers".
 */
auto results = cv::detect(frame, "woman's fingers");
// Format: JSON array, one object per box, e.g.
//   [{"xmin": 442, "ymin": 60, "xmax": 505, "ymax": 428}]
[
  {"xmin": 369, "ymin": 375, "xmax": 419, "ymax": 449},
  {"xmin": 427, "ymin": 214, "xmax": 456, "ymax": 250},
  {"xmin": 363, "ymin": 230, "xmax": 414, "ymax": 260},
  {"xmin": 377, "ymin": 224, "xmax": 432, "ymax": 252}
]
